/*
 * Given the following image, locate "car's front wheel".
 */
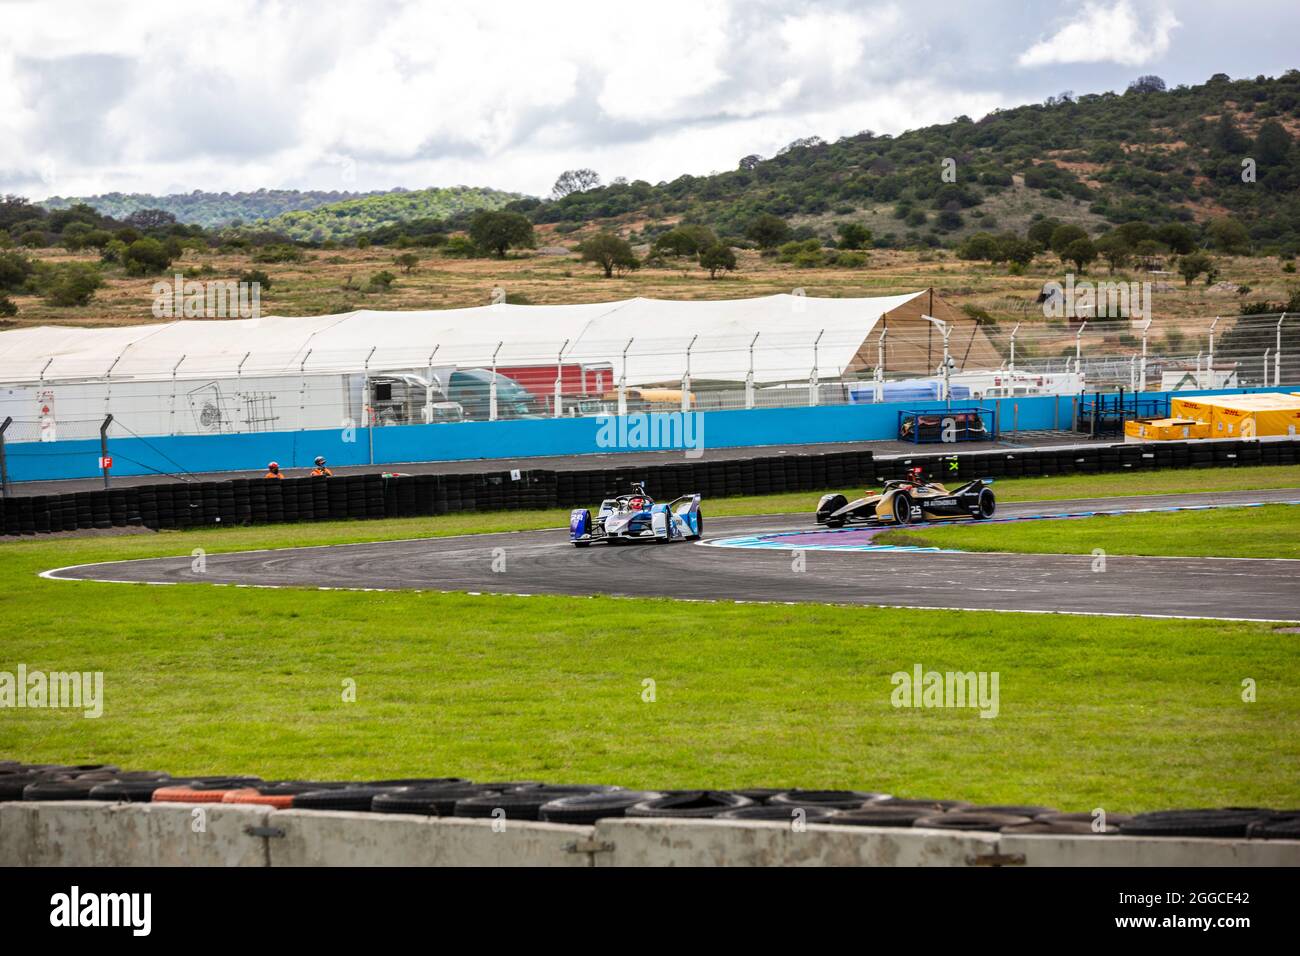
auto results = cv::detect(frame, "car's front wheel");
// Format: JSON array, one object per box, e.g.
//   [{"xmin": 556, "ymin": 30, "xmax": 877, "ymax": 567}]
[{"xmin": 975, "ymin": 488, "xmax": 996, "ymax": 519}]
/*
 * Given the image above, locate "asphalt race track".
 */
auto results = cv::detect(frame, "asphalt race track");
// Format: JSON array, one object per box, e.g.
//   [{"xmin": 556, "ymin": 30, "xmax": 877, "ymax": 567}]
[{"xmin": 43, "ymin": 489, "xmax": 1300, "ymax": 623}]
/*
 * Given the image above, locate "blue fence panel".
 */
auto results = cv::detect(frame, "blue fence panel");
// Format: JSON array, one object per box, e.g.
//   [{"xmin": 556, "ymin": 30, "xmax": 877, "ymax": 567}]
[{"xmin": 5, "ymin": 385, "xmax": 1293, "ymax": 484}]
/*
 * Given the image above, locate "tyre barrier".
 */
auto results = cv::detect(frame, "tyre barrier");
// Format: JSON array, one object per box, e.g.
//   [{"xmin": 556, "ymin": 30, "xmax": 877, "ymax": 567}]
[
  {"xmin": 4, "ymin": 439, "xmax": 1299, "ymax": 537},
  {"xmin": 2, "ymin": 761, "xmax": 1299, "ymax": 843}
]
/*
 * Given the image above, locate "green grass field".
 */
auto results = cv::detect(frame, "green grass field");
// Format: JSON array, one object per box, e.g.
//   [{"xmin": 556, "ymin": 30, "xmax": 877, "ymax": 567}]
[
  {"xmin": 881, "ymin": 503, "xmax": 1300, "ymax": 559},
  {"xmin": 2, "ymin": 465, "xmax": 1298, "ymax": 810}
]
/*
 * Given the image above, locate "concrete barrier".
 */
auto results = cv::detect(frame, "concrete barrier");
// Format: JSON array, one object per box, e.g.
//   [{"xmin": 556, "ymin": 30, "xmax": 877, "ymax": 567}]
[
  {"xmin": 0, "ymin": 801, "xmax": 271, "ymax": 867},
  {"xmin": 592, "ymin": 818, "xmax": 1000, "ymax": 866},
  {"xmin": 265, "ymin": 810, "xmax": 592, "ymax": 867},
  {"xmin": 3, "ymin": 803, "xmax": 1297, "ymax": 866}
]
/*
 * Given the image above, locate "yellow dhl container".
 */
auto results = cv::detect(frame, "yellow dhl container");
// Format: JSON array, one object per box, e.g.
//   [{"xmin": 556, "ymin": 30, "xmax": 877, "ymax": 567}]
[
  {"xmin": 1209, "ymin": 398, "xmax": 1300, "ymax": 438},
  {"xmin": 1170, "ymin": 393, "xmax": 1300, "ymax": 438},
  {"xmin": 1169, "ymin": 396, "xmax": 1214, "ymax": 424},
  {"xmin": 1125, "ymin": 418, "xmax": 1211, "ymax": 441}
]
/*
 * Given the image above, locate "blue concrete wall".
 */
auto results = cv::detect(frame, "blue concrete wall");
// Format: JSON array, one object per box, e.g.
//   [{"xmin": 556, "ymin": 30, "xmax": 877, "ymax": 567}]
[{"xmin": 4, "ymin": 386, "xmax": 1290, "ymax": 484}]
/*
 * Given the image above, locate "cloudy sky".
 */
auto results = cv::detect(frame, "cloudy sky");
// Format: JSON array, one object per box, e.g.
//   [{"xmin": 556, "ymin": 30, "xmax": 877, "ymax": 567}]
[{"xmin": 1, "ymin": 0, "xmax": 1296, "ymax": 200}]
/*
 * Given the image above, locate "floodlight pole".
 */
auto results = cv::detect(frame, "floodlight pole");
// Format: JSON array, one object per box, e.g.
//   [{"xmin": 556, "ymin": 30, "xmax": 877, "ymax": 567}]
[
  {"xmin": 618, "ymin": 337, "xmax": 634, "ymax": 417},
  {"xmin": 682, "ymin": 334, "xmax": 698, "ymax": 413},
  {"xmin": 235, "ymin": 349, "xmax": 252, "ymax": 430},
  {"xmin": 363, "ymin": 345, "xmax": 376, "ymax": 464},
  {"xmin": 298, "ymin": 349, "xmax": 313, "ymax": 430},
  {"xmin": 103, "ymin": 350, "xmax": 126, "ymax": 419},
  {"xmin": 1263, "ymin": 348, "xmax": 1271, "ymax": 387},
  {"xmin": 1008, "ymin": 322, "xmax": 1021, "ymax": 375},
  {"xmin": 423, "ymin": 345, "xmax": 439, "ymax": 423},
  {"xmin": 922, "ymin": 315, "xmax": 951, "ymax": 407},
  {"xmin": 809, "ymin": 329, "xmax": 824, "ymax": 407},
  {"xmin": 38, "ymin": 357, "xmax": 53, "ymax": 384},
  {"xmin": 1275, "ymin": 313, "xmax": 1286, "ymax": 386},
  {"xmin": 1138, "ymin": 317, "xmax": 1152, "ymax": 392},
  {"xmin": 489, "ymin": 341, "xmax": 503, "ymax": 421},
  {"xmin": 874, "ymin": 328, "xmax": 887, "ymax": 403},
  {"xmin": 99, "ymin": 414, "xmax": 114, "ymax": 490},
  {"xmin": 1195, "ymin": 351, "xmax": 1203, "ymax": 389},
  {"xmin": 1208, "ymin": 317, "xmax": 1219, "ymax": 387},
  {"xmin": 1074, "ymin": 321, "xmax": 1087, "ymax": 380},
  {"xmin": 745, "ymin": 332, "xmax": 759, "ymax": 410},
  {"xmin": 168, "ymin": 354, "xmax": 186, "ymax": 435},
  {"xmin": 553, "ymin": 339, "xmax": 570, "ymax": 418}
]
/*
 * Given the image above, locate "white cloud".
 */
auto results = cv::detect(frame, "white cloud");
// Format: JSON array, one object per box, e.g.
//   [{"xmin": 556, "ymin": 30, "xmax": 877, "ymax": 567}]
[{"xmin": 1017, "ymin": 1, "xmax": 1180, "ymax": 68}]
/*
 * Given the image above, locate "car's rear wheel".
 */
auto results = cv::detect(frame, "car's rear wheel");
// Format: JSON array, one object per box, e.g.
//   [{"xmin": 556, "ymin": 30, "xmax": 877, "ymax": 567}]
[
  {"xmin": 975, "ymin": 488, "xmax": 996, "ymax": 519},
  {"xmin": 892, "ymin": 493, "xmax": 912, "ymax": 525},
  {"xmin": 573, "ymin": 541, "xmax": 589, "ymax": 548},
  {"xmin": 695, "ymin": 513, "xmax": 704, "ymax": 538}
]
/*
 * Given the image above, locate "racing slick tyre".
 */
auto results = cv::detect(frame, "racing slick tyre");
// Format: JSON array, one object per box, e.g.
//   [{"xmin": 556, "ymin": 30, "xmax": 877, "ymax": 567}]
[
  {"xmin": 1119, "ymin": 808, "xmax": 1274, "ymax": 838},
  {"xmin": 768, "ymin": 789, "xmax": 887, "ymax": 811},
  {"xmin": 975, "ymin": 487, "xmax": 996, "ymax": 519},
  {"xmin": 891, "ymin": 493, "xmax": 912, "ymax": 525},
  {"xmin": 573, "ymin": 541, "xmax": 589, "ymax": 548},
  {"xmin": 825, "ymin": 515, "xmax": 846, "ymax": 529},
  {"xmin": 625, "ymin": 791, "xmax": 754, "ymax": 819},
  {"xmin": 913, "ymin": 811, "xmax": 1032, "ymax": 831}
]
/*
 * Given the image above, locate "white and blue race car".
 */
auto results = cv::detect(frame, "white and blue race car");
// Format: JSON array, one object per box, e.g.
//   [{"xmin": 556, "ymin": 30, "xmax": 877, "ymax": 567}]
[{"xmin": 570, "ymin": 483, "xmax": 703, "ymax": 547}]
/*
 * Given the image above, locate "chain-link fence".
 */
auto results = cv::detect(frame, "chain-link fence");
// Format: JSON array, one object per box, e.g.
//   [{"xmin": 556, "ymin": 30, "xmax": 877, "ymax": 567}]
[{"xmin": 1, "ymin": 312, "xmax": 1295, "ymax": 444}]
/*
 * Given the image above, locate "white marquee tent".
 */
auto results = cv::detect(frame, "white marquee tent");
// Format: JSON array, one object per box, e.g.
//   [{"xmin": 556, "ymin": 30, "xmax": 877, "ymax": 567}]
[{"xmin": 0, "ymin": 290, "xmax": 999, "ymax": 387}]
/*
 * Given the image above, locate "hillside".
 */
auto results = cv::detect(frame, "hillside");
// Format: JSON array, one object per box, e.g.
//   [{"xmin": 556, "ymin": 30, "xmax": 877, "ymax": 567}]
[
  {"xmin": 522, "ymin": 71, "xmax": 1300, "ymax": 253},
  {"xmin": 38, "ymin": 189, "xmax": 397, "ymax": 229},
  {"xmin": 256, "ymin": 186, "xmax": 523, "ymax": 241}
]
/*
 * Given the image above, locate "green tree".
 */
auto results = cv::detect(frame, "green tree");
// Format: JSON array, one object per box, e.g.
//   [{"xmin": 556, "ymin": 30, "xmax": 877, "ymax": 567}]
[
  {"xmin": 836, "ymin": 222, "xmax": 872, "ymax": 250},
  {"xmin": 1049, "ymin": 223, "xmax": 1088, "ymax": 256},
  {"xmin": 1206, "ymin": 217, "xmax": 1250, "ymax": 255},
  {"xmin": 1062, "ymin": 237, "xmax": 1097, "ymax": 273},
  {"xmin": 1095, "ymin": 233, "xmax": 1132, "ymax": 273},
  {"xmin": 1254, "ymin": 120, "xmax": 1292, "ymax": 167},
  {"xmin": 995, "ymin": 235, "xmax": 1037, "ymax": 268},
  {"xmin": 37, "ymin": 261, "xmax": 103, "ymax": 306},
  {"xmin": 367, "ymin": 270, "xmax": 396, "ymax": 291},
  {"xmin": 238, "ymin": 269, "xmax": 272, "ymax": 290},
  {"xmin": 580, "ymin": 232, "xmax": 639, "ymax": 278},
  {"xmin": 652, "ymin": 225, "xmax": 716, "ymax": 258},
  {"xmin": 394, "ymin": 252, "xmax": 420, "ymax": 273},
  {"xmin": 1027, "ymin": 218, "xmax": 1060, "ymax": 250},
  {"xmin": 0, "ymin": 250, "xmax": 35, "ymax": 292},
  {"xmin": 745, "ymin": 213, "xmax": 791, "ymax": 249},
  {"xmin": 1178, "ymin": 252, "xmax": 1213, "ymax": 286},
  {"xmin": 122, "ymin": 237, "xmax": 174, "ymax": 276},
  {"xmin": 699, "ymin": 242, "xmax": 736, "ymax": 278},
  {"xmin": 0, "ymin": 293, "xmax": 16, "ymax": 317},
  {"xmin": 1155, "ymin": 222, "xmax": 1195, "ymax": 255},
  {"xmin": 468, "ymin": 210, "xmax": 535, "ymax": 258},
  {"xmin": 957, "ymin": 232, "xmax": 999, "ymax": 260}
]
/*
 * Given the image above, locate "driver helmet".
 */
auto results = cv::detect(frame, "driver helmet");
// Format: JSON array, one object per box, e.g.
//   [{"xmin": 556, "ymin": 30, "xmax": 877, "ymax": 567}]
[
  {"xmin": 267, "ymin": 461, "xmax": 279, "ymax": 473},
  {"xmin": 628, "ymin": 496, "xmax": 646, "ymax": 510},
  {"xmin": 314, "ymin": 456, "xmax": 327, "ymax": 467},
  {"xmin": 907, "ymin": 466, "xmax": 925, "ymax": 482}
]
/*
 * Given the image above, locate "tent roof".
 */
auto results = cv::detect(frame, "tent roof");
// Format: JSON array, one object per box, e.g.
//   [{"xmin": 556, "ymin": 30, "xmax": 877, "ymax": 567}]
[{"xmin": 0, "ymin": 291, "xmax": 931, "ymax": 385}]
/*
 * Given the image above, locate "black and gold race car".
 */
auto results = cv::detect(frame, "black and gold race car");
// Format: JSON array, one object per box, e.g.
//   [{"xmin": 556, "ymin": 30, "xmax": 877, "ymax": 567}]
[{"xmin": 815, "ymin": 467, "xmax": 996, "ymax": 528}]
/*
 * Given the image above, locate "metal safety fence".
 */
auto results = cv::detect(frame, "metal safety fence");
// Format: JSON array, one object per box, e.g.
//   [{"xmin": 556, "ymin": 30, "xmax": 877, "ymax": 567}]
[{"xmin": 1, "ymin": 312, "xmax": 1294, "ymax": 444}]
